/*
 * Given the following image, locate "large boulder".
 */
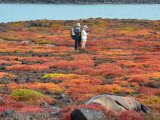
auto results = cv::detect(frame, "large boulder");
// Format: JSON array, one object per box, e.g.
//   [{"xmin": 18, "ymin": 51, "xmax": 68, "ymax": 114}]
[
  {"xmin": 85, "ymin": 94, "xmax": 150, "ymax": 113},
  {"xmin": 71, "ymin": 94, "xmax": 151, "ymax": 120}
]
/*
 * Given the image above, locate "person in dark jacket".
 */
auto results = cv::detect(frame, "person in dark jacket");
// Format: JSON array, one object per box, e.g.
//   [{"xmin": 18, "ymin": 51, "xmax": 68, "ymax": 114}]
[{"xmin": 73, "ymin": 23, "xmax": 81, "ymax": 50}]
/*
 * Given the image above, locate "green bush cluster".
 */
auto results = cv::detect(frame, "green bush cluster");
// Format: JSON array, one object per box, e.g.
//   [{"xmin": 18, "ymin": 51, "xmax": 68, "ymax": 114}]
[
  {"xmin": 43, "ymin": 73, "xmax": 65, "ymax": 79},
  {"xmin": 11, "ymin": 89, "xmax": 45, "ymax": 102}
]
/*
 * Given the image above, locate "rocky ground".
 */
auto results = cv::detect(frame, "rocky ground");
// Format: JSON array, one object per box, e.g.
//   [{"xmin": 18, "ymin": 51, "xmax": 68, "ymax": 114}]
[{"xmin": 0, "ymin": 18, "xmax": 160, "ymax": 120}]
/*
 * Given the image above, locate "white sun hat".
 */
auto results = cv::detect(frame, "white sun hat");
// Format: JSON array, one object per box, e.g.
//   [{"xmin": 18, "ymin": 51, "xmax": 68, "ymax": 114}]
[
  {"xmin": 76, "ymin": 23, "xmax": 81, "ymax": 27},
  {"xmin": 83, "ymin": 25, "xmax": 88, "ymax": 28}
]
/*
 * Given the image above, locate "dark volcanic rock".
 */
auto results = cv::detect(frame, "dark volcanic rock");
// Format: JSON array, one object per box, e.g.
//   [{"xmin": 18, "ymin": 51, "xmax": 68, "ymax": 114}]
[
  {"xmin": 52, "ymin": 109, "xmax": 62, "ymax": 119},
  {"xmin": 0, "ymin": 77, "xmax": 10, "ymax": 84},
  {"xmin": 1, "ymin": 110, "xmax": 15, "ymax": 117},
  {"xmin": 1, "ymin": 111, "xmax": 61, "ymax": 120},
  {"xmin": 71, "ymin": 108, "xmax": 106, "ymax": 120},
  {"xmin": 40, "ymin": 102, "xmax": 62, "ymax": 118},
  {"xmin": 145, "ymin": 81, "xmax": 160, "ymax": 88},
  {"xmin": 0, "ymin": 65, "xmax": 5, "ymax": 71}
]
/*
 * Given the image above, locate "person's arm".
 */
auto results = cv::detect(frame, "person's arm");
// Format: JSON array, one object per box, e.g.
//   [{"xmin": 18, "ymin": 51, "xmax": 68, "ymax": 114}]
[{"xmin": 84, "ymin": 31, "xmax": 88, "ymax": 36}]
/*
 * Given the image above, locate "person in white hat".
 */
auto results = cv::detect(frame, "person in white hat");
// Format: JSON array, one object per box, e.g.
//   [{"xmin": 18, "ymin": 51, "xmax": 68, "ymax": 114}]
[
  {"xmin": 76, "ymin": 23, "xmax": 81, "ymax": 27},
  {"xmin": 81, "ymin": 25, "xmax": 88, "ymax": 49},
  {"xmin": 71, "ymin": 23, "xmax": 81, "ymax": 50}
]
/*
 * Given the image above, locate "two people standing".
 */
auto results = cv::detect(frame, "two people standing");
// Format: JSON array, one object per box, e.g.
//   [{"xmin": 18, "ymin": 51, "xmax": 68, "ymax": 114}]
[{"xmin": 71, "ymin": 23, "xmax": 88, "ymax": 50}]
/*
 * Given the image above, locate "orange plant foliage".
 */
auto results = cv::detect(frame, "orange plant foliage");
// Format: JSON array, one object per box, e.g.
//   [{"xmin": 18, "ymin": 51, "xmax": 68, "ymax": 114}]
[
  {"xmin": 6, "ymin": 64, "xmax": 50, "ymax": 71},
  {"xmin": 0, "ymin": 19, "xmax": 160, "ymax": 116}
]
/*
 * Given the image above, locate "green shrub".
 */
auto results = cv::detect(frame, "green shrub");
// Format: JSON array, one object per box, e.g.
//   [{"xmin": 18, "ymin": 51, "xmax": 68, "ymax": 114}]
[
  {"xmin": 43, "ymin": 73, "xmax": 65, "ymax": 79},
  {"xmin": 11, "ymin": 89, "xmax": 45, "ymax": 102}
]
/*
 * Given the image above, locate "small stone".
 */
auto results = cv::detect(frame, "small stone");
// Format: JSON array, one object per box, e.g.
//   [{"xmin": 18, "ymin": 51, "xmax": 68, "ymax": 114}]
[
  {"xmin": 52, "ymin": 110, "xmax": 62, "ymax": 118},
  {"xmin": 40, "ymin": 102, "xmax": 49, "ymax": 108},
  {"xmin": 1, "ymin": 110, "xmax": 15, "ymax": 117},
  {"xmin": 0, "ymin": 96, "xmax": 4, "ymax": 105}
]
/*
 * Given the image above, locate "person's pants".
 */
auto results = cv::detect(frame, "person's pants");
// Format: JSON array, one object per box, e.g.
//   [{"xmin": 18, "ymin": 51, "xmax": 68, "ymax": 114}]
[
  {"xmin": 75, "ymin": 40, "xmax": 81, "ymax": 50},
  {"xmin": 82, "ymin": 41, "xmax": 86, "ymax": 48}
]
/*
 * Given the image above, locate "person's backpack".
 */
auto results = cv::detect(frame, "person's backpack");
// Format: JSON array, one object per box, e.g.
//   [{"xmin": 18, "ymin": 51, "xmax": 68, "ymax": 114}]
[{"xmin": 70, "ymin": 27, "xmax": 75, "ymax": 40}]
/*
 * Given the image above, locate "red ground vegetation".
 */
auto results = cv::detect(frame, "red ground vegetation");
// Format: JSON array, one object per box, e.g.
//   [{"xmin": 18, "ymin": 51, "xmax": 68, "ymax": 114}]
[{"xmin": 0, "ymin": 18, "xmax": 159, "ymax": 119}]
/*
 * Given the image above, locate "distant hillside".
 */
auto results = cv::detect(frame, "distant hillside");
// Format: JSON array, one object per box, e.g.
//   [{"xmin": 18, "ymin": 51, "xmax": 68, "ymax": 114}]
[{"xmin": 0, "ymin": 0, "xmax": 160, "ymax": 4}]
